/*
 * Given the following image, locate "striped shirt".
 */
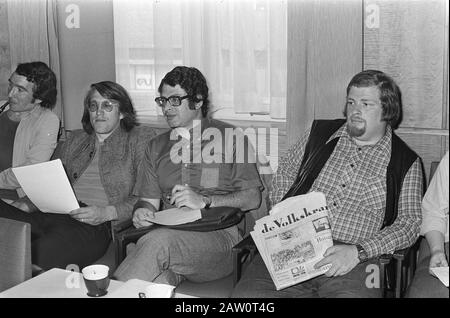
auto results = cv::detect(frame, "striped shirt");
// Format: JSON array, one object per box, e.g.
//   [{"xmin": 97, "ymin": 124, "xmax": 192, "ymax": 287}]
[{"xmin": 270, "ymin": 123, "xmax": 423, "ymax": 258}]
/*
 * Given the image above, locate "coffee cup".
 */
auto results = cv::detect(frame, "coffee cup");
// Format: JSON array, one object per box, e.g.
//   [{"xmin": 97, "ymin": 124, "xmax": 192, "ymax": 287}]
[{"xmin": 82, "ymin": 264, "xmax": 110, "ymax": 297}]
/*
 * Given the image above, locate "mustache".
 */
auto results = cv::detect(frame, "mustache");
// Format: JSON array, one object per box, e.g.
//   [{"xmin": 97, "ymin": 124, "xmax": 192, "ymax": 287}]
[{"xmin": 350, "ymin": 115, "xmax": 365, "ymax": 121}]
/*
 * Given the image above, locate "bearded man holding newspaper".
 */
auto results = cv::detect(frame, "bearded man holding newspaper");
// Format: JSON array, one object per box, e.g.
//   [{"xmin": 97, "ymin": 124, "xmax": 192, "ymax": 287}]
[{"xmin": 232, "ymin": 70, "xmax": 423, "ymax": 298}]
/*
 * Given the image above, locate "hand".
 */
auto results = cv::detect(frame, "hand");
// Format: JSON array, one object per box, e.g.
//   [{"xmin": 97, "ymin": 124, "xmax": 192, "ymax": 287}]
[
  {"xmin": 429, "ymin": 251, "xmax": 448, "ymax": 275},
  {"xmin": 133, "ymin": 208, "xmax": 155, "ymax": 229},
  {"xmin": 11, "ymin": 197, "xmax": 38, "ymax": 213},
  {"xmin": 314, "ymin": 244, "xmax": 360, "ymax": 277},
  {"xmin": 170, "ymin": 184, "xmax": 204, "ymax": 209},
  {"xmin": 69, "ymin": 206, "xmax": 111, "ymax": 226}
]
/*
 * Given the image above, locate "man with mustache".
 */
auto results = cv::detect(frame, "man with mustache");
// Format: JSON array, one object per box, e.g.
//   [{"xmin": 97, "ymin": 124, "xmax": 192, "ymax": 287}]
[
  {"xmin": 0, "ymin": 62, "xmax": 59, "ymax": 201},
  {"xmin": 232, "ymin": 70, "xmax": 424, "ymax": 298}
]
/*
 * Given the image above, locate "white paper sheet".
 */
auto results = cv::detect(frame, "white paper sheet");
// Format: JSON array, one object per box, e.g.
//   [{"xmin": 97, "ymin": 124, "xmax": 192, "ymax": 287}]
[
  {"xmin": 430, "ymin": 267, "xmax": 449, "ymax": 287},
  {"xmin": 106, "ymin": 279, "xmax": 180, "ymax": 298},
  {"xmin": 151, "ymin": 206, "xmax": 201, "ymax": 225},
  {"xmin": 12, "ymin": 159, "xmax": 79, "ymax": 213}
]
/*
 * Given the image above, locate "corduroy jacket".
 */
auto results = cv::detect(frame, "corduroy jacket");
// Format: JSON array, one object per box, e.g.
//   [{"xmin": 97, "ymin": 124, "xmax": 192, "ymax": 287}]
[{"xmin": 52, "ymin": 125, "xmax": 158, "ymax": 223}]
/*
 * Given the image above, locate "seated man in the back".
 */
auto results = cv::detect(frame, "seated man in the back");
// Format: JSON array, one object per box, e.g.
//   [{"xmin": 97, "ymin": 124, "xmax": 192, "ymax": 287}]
[
  {"xmin": 114, "ymin": 66, "xmax": 263, "ymax": 286},
  {"xmin": 232, "ymin": 70, "xmax": 423, "ymax": 298},
  {"xmin": 0, "ymin": 81, "xmax": 156, "ymax": 270},
  {"xmin": 0, "ymin": 61, "xmax": 59, "ymax": 201}
]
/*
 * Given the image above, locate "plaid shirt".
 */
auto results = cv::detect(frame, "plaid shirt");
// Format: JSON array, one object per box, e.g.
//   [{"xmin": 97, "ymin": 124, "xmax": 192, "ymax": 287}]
[{"xmin": 270, "ymin": 123, "xmax": 423, "ymax": 258}]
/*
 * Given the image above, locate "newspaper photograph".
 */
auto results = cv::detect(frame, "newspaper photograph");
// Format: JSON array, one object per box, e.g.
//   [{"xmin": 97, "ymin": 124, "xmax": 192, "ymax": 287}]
[{"xmin": 251, "ymin": 191, "xmax": 333, "ymax": 290}]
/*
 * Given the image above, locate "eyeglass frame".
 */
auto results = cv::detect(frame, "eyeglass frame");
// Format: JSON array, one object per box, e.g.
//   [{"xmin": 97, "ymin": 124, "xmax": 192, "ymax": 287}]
[
  {"xmin": 154, "ymin": 95, "xmax": 192, "ymax": 108},
  {"xmin": 87, "ymin": 100, "xmax": 119, "ymax": 113}
]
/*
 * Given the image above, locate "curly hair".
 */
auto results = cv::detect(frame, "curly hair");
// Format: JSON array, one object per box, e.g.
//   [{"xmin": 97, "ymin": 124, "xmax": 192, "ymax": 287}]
[
  {"xmin": 158, "ymin": 66, "xmax": 210, "ymax": 117},
  {"xmin": 345, "ymin": 70, "xmax": 403, "ymax": 129},
  {"xmin": 81, "ymin": 81, "xmax": 139, "ymax": 134},
  {"xmin": 15, "ymin": 61, "xmax": 57, "ymax": 109}
]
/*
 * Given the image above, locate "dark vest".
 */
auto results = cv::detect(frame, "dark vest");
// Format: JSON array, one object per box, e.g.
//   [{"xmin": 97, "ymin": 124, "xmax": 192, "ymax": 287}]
[{"xmin": 283, "ymin": 119, "xmax": 421, "ymax": 229}]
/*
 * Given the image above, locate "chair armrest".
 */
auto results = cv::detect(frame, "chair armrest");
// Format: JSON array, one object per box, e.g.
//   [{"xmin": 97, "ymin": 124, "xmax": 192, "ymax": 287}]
[
  {"xmin": 112, "ymin": 219, "xmax": 133, "ymax": 233},
  {"xmin": 392, "ymin": 238, "xmax": 422, "ymax": 298},
  {"xmin": 379, "ymin": 253, "xmax": 393, "ymax": 265},
  {"xmin": 233, "ymin": 235, "xmax": 257, "ymax": 254},
  {"xmin": 392, "ymin": 240, "xmax": 421, "ymax": 263},
  {"xmin": 114, "ymin": 224, "xmax": 161, "ymax": 267},
  {"xmin": 378, "ymin": 253, "xmax": 393, "ymax": 297},
  {"xmin": 232, "ymin": 235, "xmax": 258, "ymax": 286},
  {"xmin": 378, "ymin": 238, "xmax": 422, "ymax": 298}
]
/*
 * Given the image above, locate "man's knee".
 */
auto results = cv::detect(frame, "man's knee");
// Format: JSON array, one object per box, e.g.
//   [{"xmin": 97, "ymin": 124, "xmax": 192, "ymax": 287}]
[
  {"xmin": 134, "ymin": 229, "xmax": 182, "ymax": 268},
  {"xmin": 137, "ymin": 229, "xmax": 164, "ymax": 248},
  {"xmin": 136, "ymin": 228, "xmax": 184, "ymax": 251}
]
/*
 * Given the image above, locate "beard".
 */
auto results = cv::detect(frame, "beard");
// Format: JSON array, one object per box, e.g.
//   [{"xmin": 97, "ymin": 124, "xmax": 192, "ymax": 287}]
[{"xmin": 347, "ymin": 120, "xmax": 366, "ymax": 137}]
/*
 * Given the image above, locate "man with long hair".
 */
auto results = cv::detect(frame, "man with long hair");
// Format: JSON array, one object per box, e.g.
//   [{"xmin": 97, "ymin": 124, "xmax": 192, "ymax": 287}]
[{"xmin": 0, "ymin": 81, "xmax": 157, "ymax": 271}]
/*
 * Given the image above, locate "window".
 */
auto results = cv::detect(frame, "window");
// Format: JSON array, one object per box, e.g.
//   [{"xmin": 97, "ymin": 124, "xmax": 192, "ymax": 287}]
[{"xmin": 113, "ymin": 0, "xmax": 287, "ymax": 124}]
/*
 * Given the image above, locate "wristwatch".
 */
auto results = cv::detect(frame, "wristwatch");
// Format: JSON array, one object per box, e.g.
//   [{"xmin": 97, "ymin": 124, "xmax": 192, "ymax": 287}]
[
  {"xmin": 202, "ymin": 195, "xmax": 212, "ymax": 209},
  {"xmin": 356, "ymin": 244, "xmax": 368, "ymax": 263}
]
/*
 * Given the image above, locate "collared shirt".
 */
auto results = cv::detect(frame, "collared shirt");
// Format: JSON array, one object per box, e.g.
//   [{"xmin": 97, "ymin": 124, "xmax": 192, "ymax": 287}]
[
  {"xmin": 270, "ymin": 122, "xmax": 423, "ymax": 258},
  {"xmin": 135, "ymin": 117, "xmax": 263, "ymax": 209},
  {"xmin": 421, "ymin": 151, "xmax": 449, "ymax": 242}
]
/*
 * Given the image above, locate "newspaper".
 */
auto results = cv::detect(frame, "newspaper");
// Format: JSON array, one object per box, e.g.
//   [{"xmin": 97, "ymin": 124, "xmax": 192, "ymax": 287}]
[{"xmin": 250, "ymin": 191, "xmax": 333, "ymax": 290}]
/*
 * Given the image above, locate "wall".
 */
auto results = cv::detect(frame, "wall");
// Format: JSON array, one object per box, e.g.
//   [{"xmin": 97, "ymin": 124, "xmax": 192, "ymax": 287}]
[
  {"xmin": 57, "ymin": 0, "xmax": 115, "ymax": 130},
  {"xmin": 286, "ymin": 0, "xmax": 363, "ymax": 148},
  {"xmin": 363, "ymin": 0, "xmax": 449, "ymax": 179},
  {"xmin": 286, "ymin": 0, "xmax": 448, "ymax": 181}
]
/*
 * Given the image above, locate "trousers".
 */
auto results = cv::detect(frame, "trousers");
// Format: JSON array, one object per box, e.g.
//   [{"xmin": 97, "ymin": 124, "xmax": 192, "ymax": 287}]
[
  {"xmin": 0, "ymin": 199, "xmax": 110, "ymax": 270},
  {"xmin": 232, "ymin": 253, "xmax": 382, "ymax": 298},
  {"xmin": 406, "ymin": 239, "xmax": 449, "ymax": 298},
  {"xmin": 113, "ymin": 225, "xmax": 241, "ymax": 286}
]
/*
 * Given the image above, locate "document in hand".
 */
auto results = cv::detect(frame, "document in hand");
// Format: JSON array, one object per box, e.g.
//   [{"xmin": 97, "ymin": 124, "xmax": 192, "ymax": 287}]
[
  {"xmin": 12, "ymin": 159, "xmax": 79, "ymax": 213},
  {"xmin": 430, "ymin": 267, "xmax": 449, "ymax": 287},
  {"xmin": 150, "ymin": 206, "xmax": 202, "ymax": 226},
  {"xmin": 251, "ymin": 191, "xmax": 333, "ymax": 290}
]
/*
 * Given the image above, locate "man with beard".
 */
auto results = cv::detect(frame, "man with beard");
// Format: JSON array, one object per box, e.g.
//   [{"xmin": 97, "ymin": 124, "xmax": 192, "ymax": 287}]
[{"xmin": 232, "ymin": 70, "xmax": 424, "ymax": 298}]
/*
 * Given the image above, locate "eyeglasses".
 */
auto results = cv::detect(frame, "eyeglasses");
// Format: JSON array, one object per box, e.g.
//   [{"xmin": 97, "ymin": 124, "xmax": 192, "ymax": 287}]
[
  {"xmin": 155, "ymin": 95, "xmax": 192, "ymax": 107},
  {"xmin": 88, "ymin": 100, "xmax": 118, "ymax": 113}
]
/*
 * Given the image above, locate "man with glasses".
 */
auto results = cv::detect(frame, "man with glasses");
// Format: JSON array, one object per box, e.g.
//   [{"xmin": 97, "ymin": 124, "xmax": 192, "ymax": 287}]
[
  {"xmin": 0, "ymin": 62, "xmax": 59, "ymax": 201},
  {"xmin": 114, "ymin": 66, "xmax": 263, "ymax": 286},
  {"xmin": 0, "ymin": 81, "xmax": 157, "ymax": 271},
  {"xmin": 232, "ymin": 70, "xmax": 424, "ymax": 298}
]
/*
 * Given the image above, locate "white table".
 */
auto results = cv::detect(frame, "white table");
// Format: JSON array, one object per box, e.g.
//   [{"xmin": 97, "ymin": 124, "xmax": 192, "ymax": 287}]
[{"xmin": 0, "ymin": 268, "xmax": 194, "ymax": 298}]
